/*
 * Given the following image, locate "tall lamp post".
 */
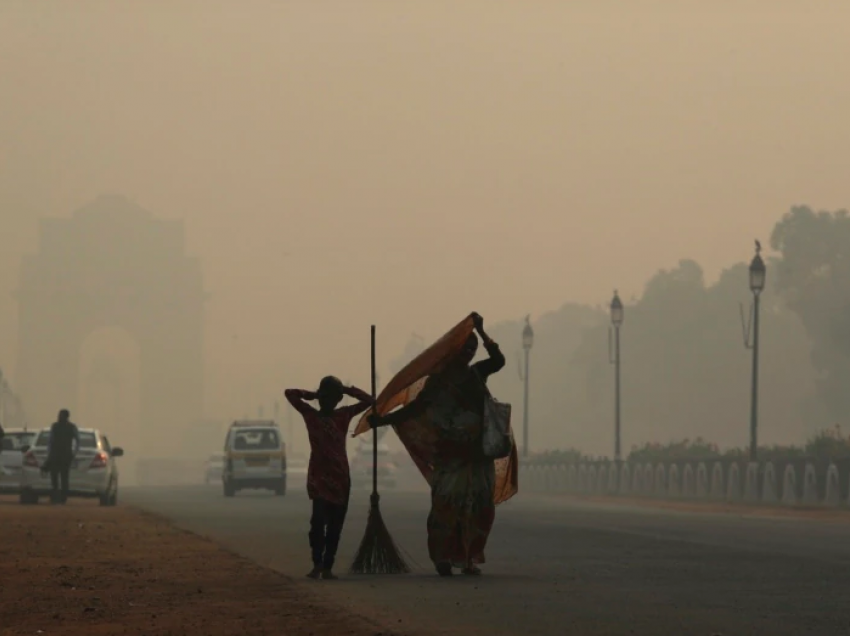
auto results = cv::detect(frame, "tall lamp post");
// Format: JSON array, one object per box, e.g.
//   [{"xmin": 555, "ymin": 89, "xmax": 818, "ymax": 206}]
[
  {"xmin": 521, "ymin": 316, "xmax": 534, "ymax": 458},
  {"xmin": 609, "ymin": 291, "xmax": 624, "ymax": 462},
  {"xmin": 745, "ymin": 241, "xmax": 766, "ymax": 461}
]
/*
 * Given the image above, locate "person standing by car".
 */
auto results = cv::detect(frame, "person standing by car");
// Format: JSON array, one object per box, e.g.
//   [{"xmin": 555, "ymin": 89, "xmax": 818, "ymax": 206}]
[
  {"xmin": 284, "ymin": 377, "xmax": 373, "ymax": 580},
  {"xmin": 45, "ymin": 409, "xmax": 79, "ymax": 504}
]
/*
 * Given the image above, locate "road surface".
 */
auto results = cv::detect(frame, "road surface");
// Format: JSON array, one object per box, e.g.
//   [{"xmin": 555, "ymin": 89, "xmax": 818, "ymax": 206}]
[{"xmin": 125, "ymin": 484, "xmax": 850, "ymax": 636}]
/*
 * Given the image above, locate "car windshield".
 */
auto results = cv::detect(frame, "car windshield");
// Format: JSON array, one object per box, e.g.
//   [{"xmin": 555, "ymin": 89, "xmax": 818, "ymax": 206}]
[
  {"xmin": 1, "ymin": 432, "xmax": 35, "ymax": 451},
  {"xmin": 232, "ymin": 429, "xmax": 279, "ymax": 451},
  {"xmin": 34, "ymin": 430, "xmax": 97, "ymax": 449}
]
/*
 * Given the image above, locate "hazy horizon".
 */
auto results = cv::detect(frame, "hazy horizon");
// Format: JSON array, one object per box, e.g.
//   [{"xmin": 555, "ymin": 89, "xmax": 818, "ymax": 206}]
[{"xmin": 2, "ymin": 2, "xmax": 848, "ymax": 457}]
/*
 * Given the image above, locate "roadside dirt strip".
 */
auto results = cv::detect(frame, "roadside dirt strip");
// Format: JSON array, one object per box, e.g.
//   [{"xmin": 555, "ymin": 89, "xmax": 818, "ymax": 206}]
[{"xmin": 0, "ymin": 500, "xmax": 402, "ymax": 636}]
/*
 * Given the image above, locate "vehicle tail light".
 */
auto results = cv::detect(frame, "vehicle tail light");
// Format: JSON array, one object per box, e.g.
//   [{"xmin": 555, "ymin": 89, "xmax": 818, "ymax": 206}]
[
  {"xmin": 23, "ymin": 451, "xmax": 39, "ymax": 468},
  {"xmin": 90, "ymin": 452, "xmax": 108, "ymax": 469}
]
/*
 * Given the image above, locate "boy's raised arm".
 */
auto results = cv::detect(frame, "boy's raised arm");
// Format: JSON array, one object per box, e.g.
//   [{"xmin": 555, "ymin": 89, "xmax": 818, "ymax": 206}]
[
  {"xmin": 284, "ymin": 388, "xmax": 318, "ymax": 415},
  {"xmin": 340, "ymin": 385, "xmax": 374, "ymax": 418}
]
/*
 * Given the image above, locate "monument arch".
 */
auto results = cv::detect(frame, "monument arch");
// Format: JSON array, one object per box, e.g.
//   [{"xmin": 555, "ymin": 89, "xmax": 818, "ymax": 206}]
[{"xmin": 15, "ymin": 195, "xmax": 206, "ymax": 457}]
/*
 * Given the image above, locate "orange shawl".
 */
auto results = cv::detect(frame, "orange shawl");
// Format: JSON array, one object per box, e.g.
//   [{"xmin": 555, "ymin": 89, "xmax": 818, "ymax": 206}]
[{"xmin": 353, "ymin": 314, "xmax": 519, "ymax": 504}]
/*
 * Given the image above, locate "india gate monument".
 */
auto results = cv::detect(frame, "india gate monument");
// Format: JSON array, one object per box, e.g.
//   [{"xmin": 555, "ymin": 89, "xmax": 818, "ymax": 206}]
[{"xmin": 14, "ymin": 195, "xmax": 205, "ymax": 461}]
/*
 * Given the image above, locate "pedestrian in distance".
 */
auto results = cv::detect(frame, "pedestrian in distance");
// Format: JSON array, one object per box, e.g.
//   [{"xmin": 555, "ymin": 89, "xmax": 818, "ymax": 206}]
[
  {"xmin": 284, "ymin": 376, "xmax": 374, "ymax": 580},
  {"xmin": 43, "ymin": 409, "xmax": 80, "ymax": 505}
]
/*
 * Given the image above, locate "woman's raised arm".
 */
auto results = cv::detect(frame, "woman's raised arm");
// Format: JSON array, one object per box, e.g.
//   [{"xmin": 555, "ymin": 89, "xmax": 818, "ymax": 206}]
[{"xmin": 471, "ymin": 313, "xmax": 506, "ymax": 379}]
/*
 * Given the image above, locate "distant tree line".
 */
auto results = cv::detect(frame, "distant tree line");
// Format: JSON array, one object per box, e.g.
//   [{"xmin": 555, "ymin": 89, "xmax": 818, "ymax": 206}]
[{"xmin": 389, "ymin": 205, "xmax": 850, "ymax": 456}]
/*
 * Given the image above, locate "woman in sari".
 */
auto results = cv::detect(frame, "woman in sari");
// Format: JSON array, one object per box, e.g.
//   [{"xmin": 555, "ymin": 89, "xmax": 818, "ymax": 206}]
[{"xmin": 370, "ymin": 313, "xmax": 505, "ymax": 576}]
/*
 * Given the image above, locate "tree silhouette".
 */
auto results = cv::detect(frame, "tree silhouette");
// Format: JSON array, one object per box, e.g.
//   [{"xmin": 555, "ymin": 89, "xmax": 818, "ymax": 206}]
[
  {"xmin": 570, "ymin": 258, "xmax": 816, "ymax": 453},
  {"xmin": 384, "ymin": 207, "xmax": 837, "ymax": 454},
  {"xmin": 770, "ymin": 205, "xmax": 850, "ymax": 422}
]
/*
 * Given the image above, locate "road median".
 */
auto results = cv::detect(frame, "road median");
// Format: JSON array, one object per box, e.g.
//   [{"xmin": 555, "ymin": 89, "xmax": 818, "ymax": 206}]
[{"xmin": 0, "ymin": 499, "xmax": 402, "ymax": 636}]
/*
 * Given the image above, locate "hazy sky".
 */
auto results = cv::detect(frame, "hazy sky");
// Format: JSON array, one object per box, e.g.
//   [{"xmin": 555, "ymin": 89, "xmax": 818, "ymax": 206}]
[{"xmin": 2, "ymin": 2, "xmax": 849, "ymax": 421}]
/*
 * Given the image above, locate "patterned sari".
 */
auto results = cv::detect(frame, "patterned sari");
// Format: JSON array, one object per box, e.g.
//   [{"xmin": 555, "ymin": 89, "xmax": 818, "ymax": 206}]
[
  {"xmin": 423, "ymin": 372, "xmax": 496, "ymax": 566},
  {"xmin": 354, "ymin": 314, "xmax": 518, "ymax": 568}
]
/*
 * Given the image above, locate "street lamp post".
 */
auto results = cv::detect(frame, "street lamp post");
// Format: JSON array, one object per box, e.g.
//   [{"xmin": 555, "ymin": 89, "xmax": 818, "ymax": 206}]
[
  {"xmin": 609, "ymin": 291, "xmax": 624, "ymax": 462},
  {"xmin": 521, "ymin": 316, "xmax": 534, "ymax": 458},
  {"xmin": 745, "ymin": 241, "xmax": 766, "ymax": 462}
]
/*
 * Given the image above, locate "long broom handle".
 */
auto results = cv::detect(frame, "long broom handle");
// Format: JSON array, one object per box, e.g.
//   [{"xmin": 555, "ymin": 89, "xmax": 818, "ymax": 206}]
[{"xmin": 371, "ymin": 325, "xmax": 378, "ymax": 498}]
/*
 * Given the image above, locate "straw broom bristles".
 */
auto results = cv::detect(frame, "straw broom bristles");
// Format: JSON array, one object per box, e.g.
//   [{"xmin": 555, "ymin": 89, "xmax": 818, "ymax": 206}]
[{"xmin": 349, "ymin": 492, "xmax": 411, "ymax": 574}]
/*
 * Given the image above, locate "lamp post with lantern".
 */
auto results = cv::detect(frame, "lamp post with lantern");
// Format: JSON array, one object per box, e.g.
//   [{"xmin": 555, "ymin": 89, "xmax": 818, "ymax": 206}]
[
  {"xmin": 609, "ymin": 291, "xmax": 624, "ymax": 462},
  {"xmin": 521, "ymin": 316, "xmax": 534, "ymax": 458},
  {"xmin": 745, "ymin": 241, "xmax": 766, "ymax": 461}
]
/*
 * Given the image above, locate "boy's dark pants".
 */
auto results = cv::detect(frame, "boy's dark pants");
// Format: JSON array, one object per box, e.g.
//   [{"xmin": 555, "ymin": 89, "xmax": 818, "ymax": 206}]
[{"xmin": 309, "ymin": 497, "xmax": 349, "ymax": 570}]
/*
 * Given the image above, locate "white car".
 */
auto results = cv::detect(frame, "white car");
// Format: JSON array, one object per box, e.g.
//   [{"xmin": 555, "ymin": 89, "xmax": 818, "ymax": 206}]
[
  {"xmin": 204, "ymin": 452, "xmax": 225, "ymax": 484},
  {"xmin": 0, "ymin": 429, "xmax": 37, "ymax": 495},
  {"xmin": 20, "ymin": 428, "xmax": 124, "ymax": 506},
  {"xmin": 222, "ymin": 420, "xmax": 286, "ymax": 497}
]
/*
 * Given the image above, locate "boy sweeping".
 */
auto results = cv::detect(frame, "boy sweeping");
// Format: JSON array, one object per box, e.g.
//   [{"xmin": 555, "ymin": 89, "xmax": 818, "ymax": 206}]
[{"xmin": 284, "ymin": 376, "xmax": 374, "ymax": 580}]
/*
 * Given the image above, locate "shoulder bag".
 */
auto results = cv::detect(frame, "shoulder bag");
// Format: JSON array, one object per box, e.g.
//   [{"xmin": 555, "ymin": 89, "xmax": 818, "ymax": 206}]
[{"xmin": 474, "ymin": 369, "xmax": 513, "ymax": 459}]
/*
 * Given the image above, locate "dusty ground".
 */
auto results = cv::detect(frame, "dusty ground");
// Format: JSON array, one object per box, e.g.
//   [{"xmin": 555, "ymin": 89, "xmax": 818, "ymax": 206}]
[{"xmin": 0, "ymin": 498, "xmax": 401, "ymax": 636}]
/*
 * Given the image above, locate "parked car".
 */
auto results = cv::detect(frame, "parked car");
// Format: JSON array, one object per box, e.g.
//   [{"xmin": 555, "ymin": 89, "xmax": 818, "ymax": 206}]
[
  {"xmin": 20, "ymin": 428, "xmax": 124, "ymax": 506},
  {"xmin": 350, "ymin": 441, "xmax": 397, "ymax": 490},
  {"xmin": 204, "ymin": 452, "xmax": 225, "ymax": 485},
  {"xmin": 0, "ymin": 429, "xmax": 36, "ymax": 495},
  {"xmin": 222, "ymin": 420, "xmax": 286, "ymax": 497}
]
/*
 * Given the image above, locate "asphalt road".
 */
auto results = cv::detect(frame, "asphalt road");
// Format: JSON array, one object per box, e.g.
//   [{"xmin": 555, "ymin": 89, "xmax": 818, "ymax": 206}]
[{"xmin": 125, "ymin": 482, "xmax": 850, "ymax": 636}]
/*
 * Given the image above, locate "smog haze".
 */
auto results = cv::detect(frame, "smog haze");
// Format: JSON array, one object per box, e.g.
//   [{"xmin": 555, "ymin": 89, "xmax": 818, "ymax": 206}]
[{"xmin": 1, "ymin": 2, "xmax": 848, "ymax": 458}]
